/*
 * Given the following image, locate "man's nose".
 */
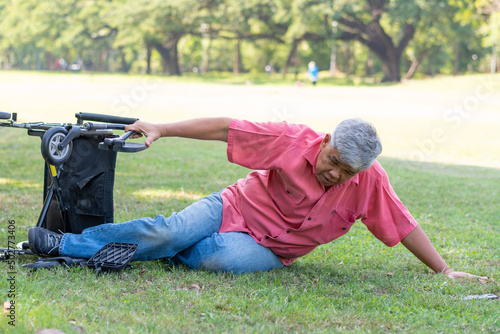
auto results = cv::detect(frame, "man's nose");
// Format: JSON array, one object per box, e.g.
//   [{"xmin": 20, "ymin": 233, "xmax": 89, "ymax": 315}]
[{"xmin": 328, "ymin": 168, "xmax": 340, "ymax": 181}]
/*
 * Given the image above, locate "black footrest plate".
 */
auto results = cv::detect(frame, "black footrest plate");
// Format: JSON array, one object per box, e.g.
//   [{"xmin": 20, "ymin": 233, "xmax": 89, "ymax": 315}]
[{"xmin": 87, "ymin": 242, "xmax": 138, "ymax": 273}]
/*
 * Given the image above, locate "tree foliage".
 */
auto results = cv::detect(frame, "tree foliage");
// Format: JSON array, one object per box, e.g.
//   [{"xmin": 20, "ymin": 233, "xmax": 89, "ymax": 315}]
[{"xmin": 0, "ymin": 0, "xmax": 494, "ymax": 81}]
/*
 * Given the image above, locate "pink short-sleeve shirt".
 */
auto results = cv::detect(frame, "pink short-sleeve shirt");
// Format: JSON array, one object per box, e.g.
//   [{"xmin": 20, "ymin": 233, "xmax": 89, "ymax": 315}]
[{"xmin": 220, "ymin": 119, "xmax": 418, "ymax": 265}]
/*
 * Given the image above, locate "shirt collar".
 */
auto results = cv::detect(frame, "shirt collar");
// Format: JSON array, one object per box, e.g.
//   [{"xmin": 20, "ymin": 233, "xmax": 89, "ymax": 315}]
[
  {"xmin": 303, "ymin": 136, "xmax": 323, "ymax": 167},
  {"xmin": 350, "ymin": 173, "xmax": 360, "ymax": 186}
]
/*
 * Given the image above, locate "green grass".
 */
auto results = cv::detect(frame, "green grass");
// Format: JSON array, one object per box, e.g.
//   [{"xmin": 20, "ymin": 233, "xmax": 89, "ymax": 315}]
[
  {"xmin": 0, "ymin": 128, "xmax": 498, "ymax": 333},
  {"xmin": 0, "ymin": 71, "xmax": 499, "ymax": 333}
]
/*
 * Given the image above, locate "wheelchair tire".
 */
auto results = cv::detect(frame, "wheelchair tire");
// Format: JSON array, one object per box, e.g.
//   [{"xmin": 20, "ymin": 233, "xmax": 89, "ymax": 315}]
[
  {"xmin": 41, "ymin": 127, "xmax": 73, "ymax": 165},
  {"xmin": 0, "ymin": 111, "xmax": 11, "ymax": 120}
]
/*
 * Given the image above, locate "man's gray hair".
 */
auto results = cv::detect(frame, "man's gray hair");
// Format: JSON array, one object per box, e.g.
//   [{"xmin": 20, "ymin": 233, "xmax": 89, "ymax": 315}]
[{"xmin": 330, "ymin": 118, "xmax": 382, "ymax": 171}]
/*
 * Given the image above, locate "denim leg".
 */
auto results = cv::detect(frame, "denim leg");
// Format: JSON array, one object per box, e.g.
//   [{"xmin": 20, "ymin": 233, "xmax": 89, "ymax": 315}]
[
  {"xmin": 59, "ymin": 191, "xmax": 224, "ymax": 261},
  {"xmin": 175, "ymin": 232, "xmax": 284, "ymax": 274}
]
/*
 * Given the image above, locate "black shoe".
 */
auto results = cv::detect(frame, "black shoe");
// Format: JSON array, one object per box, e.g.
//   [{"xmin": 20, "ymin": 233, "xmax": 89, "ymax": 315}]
[{"xmin": 28, "ymin": 227, "xmax": 63, "ymax": 256}]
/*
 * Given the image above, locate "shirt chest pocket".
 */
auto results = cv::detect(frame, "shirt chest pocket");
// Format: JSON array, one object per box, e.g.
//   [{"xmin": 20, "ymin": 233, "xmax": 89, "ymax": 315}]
[
  {"xmin": 310, "ymin": 207, "xmax": 357, "ymax": 245},
  {"xmin": 272, "ymin": 187, "xmax": 306, "ymax": 216},
  {"xmin": 269, "ymin": 171, "xmax": 306, "ymax": 216}
]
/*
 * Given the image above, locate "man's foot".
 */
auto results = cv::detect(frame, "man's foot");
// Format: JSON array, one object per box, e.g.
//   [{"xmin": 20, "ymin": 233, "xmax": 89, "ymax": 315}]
[{"xmin": 28, "ymin": 227, "xmax": 63, "ymax": 256}]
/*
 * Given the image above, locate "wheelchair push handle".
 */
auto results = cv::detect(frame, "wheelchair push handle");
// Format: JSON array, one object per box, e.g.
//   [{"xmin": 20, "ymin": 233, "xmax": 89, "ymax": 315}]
[
  {"xmin": 76, "ymin": 113, "xmax": 147, "ymax": 153},
  {"xmin": 75, "ymin": 112, "xmax": 138, "ymax": 125},
  {"xmin": 98, "ymin": 130, "xmax": 148, "ymax": 153},
  {"xmin": 120, "ymin": 130, "xmax": 135, "ymax": 140}
]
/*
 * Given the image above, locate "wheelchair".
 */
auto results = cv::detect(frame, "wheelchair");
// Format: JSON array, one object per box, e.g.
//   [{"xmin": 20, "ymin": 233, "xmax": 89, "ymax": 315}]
[{"xmin": 0, "ymin": 111, "xmax": 147, "ymax": 264}]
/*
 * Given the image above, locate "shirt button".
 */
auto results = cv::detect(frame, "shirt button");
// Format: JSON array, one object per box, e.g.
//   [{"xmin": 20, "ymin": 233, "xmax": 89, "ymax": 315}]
[
  {"xmin": 265, "ymin": 236, "xmax": 269, "ymax": 239},
  {"xmin": 307, "ymin": 217, "xmax": 312, "ymax": 221},
  {"xmin": 286, "ymin": 190, "xmax": 290, "ymax": 194},
  {"xmin": 342, "ymin": 227, "xmax": 347, "ymax": 230},
  {"xmin": 286, "ymin": 230, "xmax": 291, "ymax": 233}
]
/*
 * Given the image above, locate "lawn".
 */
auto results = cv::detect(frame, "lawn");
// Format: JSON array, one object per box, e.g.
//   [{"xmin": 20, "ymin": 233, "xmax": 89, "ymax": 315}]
[{"xmin": 0, "ymin": 71, "xmax": 499, "ymax": 333}]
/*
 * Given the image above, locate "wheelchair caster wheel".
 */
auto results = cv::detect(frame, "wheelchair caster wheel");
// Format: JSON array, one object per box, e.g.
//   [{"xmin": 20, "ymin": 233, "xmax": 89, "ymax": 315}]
[{"xmin": 41, "ymin": 127, "xmax": 73, "ymax": 165}]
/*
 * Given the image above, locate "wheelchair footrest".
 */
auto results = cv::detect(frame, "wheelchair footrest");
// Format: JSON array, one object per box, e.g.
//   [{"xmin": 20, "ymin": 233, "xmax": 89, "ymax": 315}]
[{"xmin": 87, "ymin": 242, "xmax": 139, "ymax": 274}]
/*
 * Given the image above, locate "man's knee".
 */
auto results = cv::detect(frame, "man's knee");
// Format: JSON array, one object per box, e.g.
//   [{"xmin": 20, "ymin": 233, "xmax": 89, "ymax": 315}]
[
  {"xmin": 197, "ymin": 234, "xmax": 238, "ymax": 272},
  {"xmin": 199, "ymin": 257, "xmax": 236, "ymax": 273},
  {"xmin": 198, "ymin": 233, "xmax": 282, "ymax": 274},
  {"xmin": 200, "ymin": 255, "xmax": 282, "ymax": 274}
]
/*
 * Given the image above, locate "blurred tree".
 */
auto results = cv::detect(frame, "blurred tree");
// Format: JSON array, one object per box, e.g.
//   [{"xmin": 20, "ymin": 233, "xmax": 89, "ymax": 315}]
[
  {"xmin": 0, "ymin": 0, "xmax": 494, "ymax": 79},
  {"xmin": 273, "ymin": 0, "xmax": 333, "ymax": 77},
  {"xmin": 112, "ymin": 0, "xmax": 207, "ymax": 75},
  {"xmin": 0, "ymin": 0, "xmax": 117, "ymax": 71},
  {"xmin": 476, "ymin": 0, "xmax": 500, "ymax": 73},
  {"xmin": 0, "ymin": 0, "xmax": 48, "ymax": 69},
  {"xmin": 334, "ymin": 0, "xmax": 419, "ymax": 82},
  {"xmin": 0, "ymin": 1, "xmax": 6, "ymax": 68},
  {"xmin": 215, "ymin": 0, "xmax": 281, "ymax": 73},
  {"xmin": 403, "ymin": 1, "xmax": 479, "ymax": 79}
]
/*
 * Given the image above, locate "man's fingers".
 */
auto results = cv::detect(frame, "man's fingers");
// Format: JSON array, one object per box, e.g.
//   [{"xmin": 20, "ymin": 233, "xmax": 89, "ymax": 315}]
[
  {"xmin": 447, "ymin": 271, "xmax": 489, "ymax": 283},
  {"xmin": 125, "ymin": 121, "xmax": 154, "ymax": 144},
  {"xmin": 465, "ymin": 273, "xmax": 489, "ymax": 281},
  {"xmin": 130, "ymin": 132, "xmax": 144, "ymax": 139},
  {"xmin": 124, "ymin": 123, "xmax": 137, "ymax": 132}
]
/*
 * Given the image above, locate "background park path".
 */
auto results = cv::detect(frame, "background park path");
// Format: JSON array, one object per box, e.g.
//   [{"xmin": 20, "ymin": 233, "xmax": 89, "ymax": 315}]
[{"xmin": 1, "ymin": 71, "xmax": 499, "ymax": 168}]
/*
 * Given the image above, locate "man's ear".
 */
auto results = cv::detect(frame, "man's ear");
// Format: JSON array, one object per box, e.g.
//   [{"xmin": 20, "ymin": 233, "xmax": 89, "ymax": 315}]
[{"xmin": 320, "ymin": 133, "xmax": 331, "ymax": 149}]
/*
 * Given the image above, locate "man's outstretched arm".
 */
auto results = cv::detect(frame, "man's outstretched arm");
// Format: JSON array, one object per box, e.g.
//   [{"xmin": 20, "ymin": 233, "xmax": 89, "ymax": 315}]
[
  {"xmin": 125, "ymin": 117, "xmax": 232, "ymax": 147},
  {"xmin": 401, "ymin": 225, "xmax": 487, "ymax": 282}
]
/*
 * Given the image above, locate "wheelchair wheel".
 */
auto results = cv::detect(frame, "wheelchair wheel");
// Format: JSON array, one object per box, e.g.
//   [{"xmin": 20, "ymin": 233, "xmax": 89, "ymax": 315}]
[
  {"xmin": 0, "ymin": 111, "xmax": 11, "ymax": 120},
  {"xmin": 41, "ymin": 127, "xmax": 73, "ymax": 165}
]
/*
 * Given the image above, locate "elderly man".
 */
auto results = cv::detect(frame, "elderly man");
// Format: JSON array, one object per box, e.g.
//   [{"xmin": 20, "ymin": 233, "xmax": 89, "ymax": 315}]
[{"xmin": 28, "ymin": 118, "xmax": 485, "ymax": 280}]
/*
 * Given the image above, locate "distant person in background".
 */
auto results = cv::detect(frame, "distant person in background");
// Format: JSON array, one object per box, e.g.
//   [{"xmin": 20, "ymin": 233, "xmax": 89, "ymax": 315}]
[{"xmin": 307, "ymin": 61, "xmax": 319, "ymax": 86}]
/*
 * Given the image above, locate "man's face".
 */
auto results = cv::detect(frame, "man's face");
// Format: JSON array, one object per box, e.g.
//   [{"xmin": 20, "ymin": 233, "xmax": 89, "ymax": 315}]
[{"xmin": 315, "ymin": 134, "xmax": 359, "ymax": 187}]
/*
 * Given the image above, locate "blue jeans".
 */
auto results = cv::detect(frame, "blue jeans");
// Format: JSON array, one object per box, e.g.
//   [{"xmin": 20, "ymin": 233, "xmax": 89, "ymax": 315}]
[{"xmin": 59, "ymin": 191, "xmax": 283, "ymax": 274}]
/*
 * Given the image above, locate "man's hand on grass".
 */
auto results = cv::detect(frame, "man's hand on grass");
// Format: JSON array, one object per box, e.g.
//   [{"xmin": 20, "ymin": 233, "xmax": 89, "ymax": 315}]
[{"xmin": 442, "ymin": 268, "xmax": 488, "ymax": 283}]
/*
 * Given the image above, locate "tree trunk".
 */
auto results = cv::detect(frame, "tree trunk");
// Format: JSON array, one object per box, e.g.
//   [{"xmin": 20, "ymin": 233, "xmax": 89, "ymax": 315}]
[
  {"xmin": 338, "ymin": 29, "xmax": 408, "ymax": 82},
  {"xmin": 99, "ymin": 50, "xmax": 107, "ymax": 72},
  {"xmin": 201, "ymin": 34, "xmax": 211, "ymax": 75},
  {"xmin": 234, "ymin": 38, "xmax": 241, "ymax": 74},
  {"xmin": 403, "ymin": 48, "xmax": 432, "ymax": 80},
  {"xmin": 120, "ymin": 50, "xmax": 131, "ymax": 73},
  {"xmin": 344, "ymin": 46, "xmax": 354, "ymax": 75},
  {"xmin": 497, "ymin": 52, "xmax": 500, "ymax": 74},
  {"xmin": 380, "ymin": 56, "xmax": 400, "ymax": 82},
  {"xmin": 454, "ymin": 40, "xmax": 460, "ymax": 75},
  {"xmin": 365, "ymin": 50, "xmax": 373, "ymax": 76},
  {"xmin": 426, "ymin": 54, "xmax": 434, "ymax": 76},
  {"xmin": 282, "ymin": 39, "xmax": 300, "ymax": 78},
  {"xmin": 153, "ymin": 38, "xmax": 181, "ymax": 76},
  {"xmin": 491, "ymin": 43, "xmax": 497, "ymax": 74},
  {"xmin": 330, "ymin": 41, "xmax": 337, "ymax": 77},
  {"xmin": 370, "ymin": 44, "xmax": 402, "ymax": 82},
  {"xmin": 108, "ymin": 48, "xmax": 114, "ymax": 73},
  {"xmin": 337, "ymin": 1, "xmax": 415, "ymax": 83},
  {"xmin": 45, "ymin": 52, "xmax": 56, "ymax": 71},
  {"xmin": 36, "ymin": 49, "xmax": 41, "ymax": 71},
  {"xmin": 146, "ymin": 43, "xmax": 153, "ymax": 74},
  {"xmin": 171, "ymin": 41, "xmax": 180, "ymax": 75}
]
